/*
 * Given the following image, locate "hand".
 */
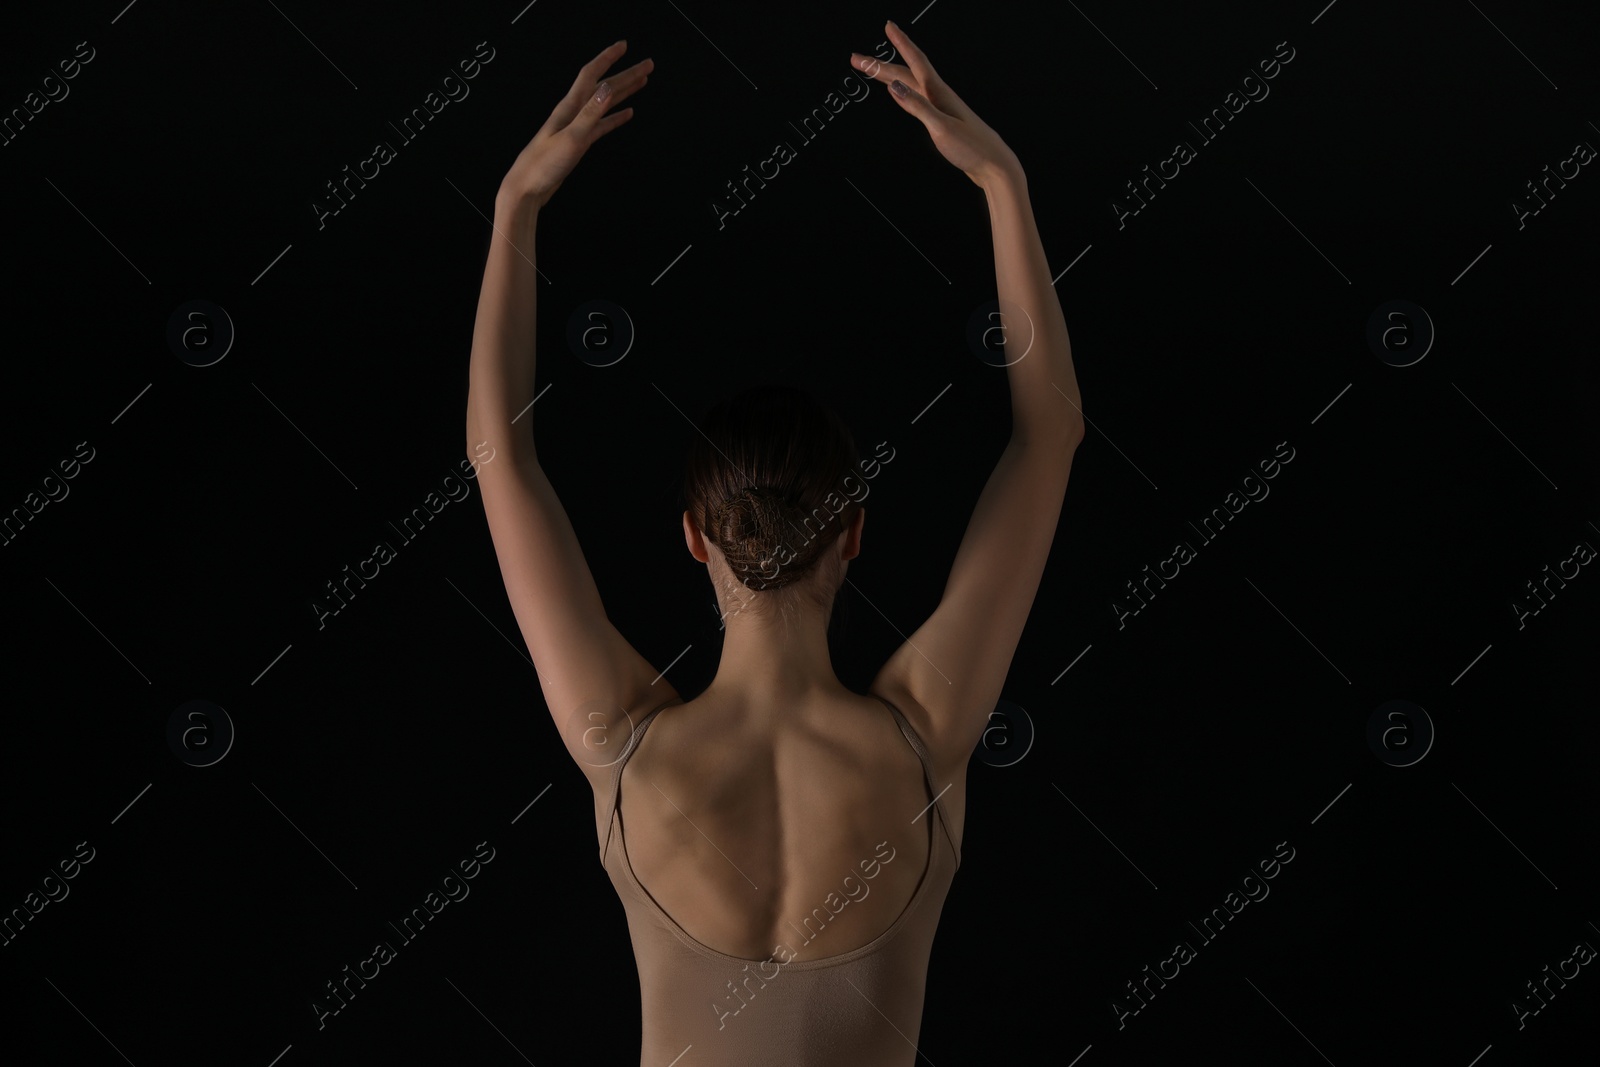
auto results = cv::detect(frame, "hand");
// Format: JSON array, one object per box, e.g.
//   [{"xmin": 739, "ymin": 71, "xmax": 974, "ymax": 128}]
[
  {"xmin": 850, "ymin": 22, "xmax": 1020, "ymax": 190},
  {"xmin": 498, "ymin": 40, "xmax": 652, "ymax": 208}
]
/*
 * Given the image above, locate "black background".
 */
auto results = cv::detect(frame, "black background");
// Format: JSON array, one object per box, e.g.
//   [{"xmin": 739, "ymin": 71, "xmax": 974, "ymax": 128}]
[{"xmin": 2, "ymin": 0, "xmax": 1596, "ymax": 1064}]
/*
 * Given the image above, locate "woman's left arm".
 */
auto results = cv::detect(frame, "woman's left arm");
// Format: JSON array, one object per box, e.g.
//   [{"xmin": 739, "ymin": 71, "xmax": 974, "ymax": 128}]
[{"xmin": 464, "ymin": 42, "xmax": 662, "ymax": 787}]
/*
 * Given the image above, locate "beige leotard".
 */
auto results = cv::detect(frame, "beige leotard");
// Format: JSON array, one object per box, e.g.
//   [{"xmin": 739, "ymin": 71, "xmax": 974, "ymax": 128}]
[{"xmin": 598, "ymin": 693, "xmax": 962, "ymax": 1066}]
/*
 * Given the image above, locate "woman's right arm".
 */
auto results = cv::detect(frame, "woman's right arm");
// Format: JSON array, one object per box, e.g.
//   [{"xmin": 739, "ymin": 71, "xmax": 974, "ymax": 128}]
[{"xmin": 860, "ymin": 22, "xmax": 1084, "ymax": 769}]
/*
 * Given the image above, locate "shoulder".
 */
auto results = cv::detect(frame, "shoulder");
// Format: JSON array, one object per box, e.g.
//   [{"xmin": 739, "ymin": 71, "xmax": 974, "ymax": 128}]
[
  {"xmin": 576, "ymin": 690, "xmax": 684, "ymax": 795},
  {"xmin": 864, "ymin": 680, "xmax": 965, "ymax": 782}
]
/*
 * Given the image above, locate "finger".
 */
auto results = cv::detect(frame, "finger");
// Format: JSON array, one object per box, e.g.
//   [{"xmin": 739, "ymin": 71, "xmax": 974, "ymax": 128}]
[
  {"xmin": 850, "ymin": 52, "xmax": 912, "ymax": 86},
  {"xmin": 579, "ymin": 55, "xmax": 653, "ymax": 95},
  {"xmin": 570, "ymin": 69, "xmax": 650, "ymax": 138},
  {"xmin": 884, "ymin": 21, "xmax": 940, "ymax": 86},
  {"xmin": 556, "ymin": 59, "xmax": 652, "ymax": 135},
  {"xmin": 588, "ymin": 56, "xmax": 654, "ymax": 107},
  {"xmin": 886, "ymin": 77, "xmax": 945, "ymax": 130},
  {"xmin": 590, "ymin": 107, "xmax": 635, "ymax": 141},
  {"xmin": 546, "ymin": 41, "xmax": 631, "ymax": 130},
  {"xmin": 855, "ymin": 48, "xmax": 971, "ymax": 121},
  {"xmin": 570, "ymin": 40, "xmax": 628, "ymax": 95}
]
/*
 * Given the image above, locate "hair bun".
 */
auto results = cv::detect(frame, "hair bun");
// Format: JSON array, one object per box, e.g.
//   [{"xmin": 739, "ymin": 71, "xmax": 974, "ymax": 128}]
[{"xmin": 710, "ymin": 485, "xmax": 815, "ymax": 590}]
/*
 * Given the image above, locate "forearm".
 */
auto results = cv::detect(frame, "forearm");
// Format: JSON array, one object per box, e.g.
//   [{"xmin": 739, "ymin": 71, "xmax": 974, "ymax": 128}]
[
  {"xmin": 983, "ymin": 167, "xmax": 1084, "ymax": 445},
  {"xmin": 465, "ymin": 190, "xmax": 543, "ymax": 460}
]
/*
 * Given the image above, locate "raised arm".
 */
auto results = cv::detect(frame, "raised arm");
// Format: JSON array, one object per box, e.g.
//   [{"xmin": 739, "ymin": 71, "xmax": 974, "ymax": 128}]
[
  {"xmin": 855, "ymin": 23, "xmax": 1085, "ymax": 771},
  {"xmin": 465, "ymin": 42, "xmax": 662, "ymax": 788}
]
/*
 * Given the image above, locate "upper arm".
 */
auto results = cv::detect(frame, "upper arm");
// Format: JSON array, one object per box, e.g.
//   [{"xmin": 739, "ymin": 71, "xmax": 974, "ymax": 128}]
[
  {"xmin": 870, "ymin": 427, "xmax": 1083, "ymax": 770},
  {"xmin": 471, "ymin": 446, "xmax": 679, "ymax": 789}
]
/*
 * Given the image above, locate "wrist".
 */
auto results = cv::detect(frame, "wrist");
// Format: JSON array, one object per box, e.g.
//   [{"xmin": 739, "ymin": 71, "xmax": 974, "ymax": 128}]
[
  {"xmin": 494, "ymin": 184, "xmax": 546, "ymax": 219},
  {"xmin": 978, "ymin": 157, "xmax": 1025, "ymax": 198}
]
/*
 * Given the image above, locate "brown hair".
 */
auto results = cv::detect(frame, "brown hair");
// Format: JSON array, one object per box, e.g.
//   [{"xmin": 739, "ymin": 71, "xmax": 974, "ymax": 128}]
[{"xmin": 683, "ymin": 385, "xmax": 863, "ymax": 596}]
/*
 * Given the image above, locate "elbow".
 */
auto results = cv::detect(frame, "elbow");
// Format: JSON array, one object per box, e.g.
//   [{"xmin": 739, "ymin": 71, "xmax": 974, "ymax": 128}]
[
  {"xmin": 464, "ymin": 428, "xmax": 500, "ymax": 467},
  {"xmin": 465, "ymin": 426, "xmax": 527, "ymax": 470},
  {"xmin": 1037, "ymin": 417, "xmax": 1085, "ymax": 453},
  {"xmin": 1053, "ymin": 424, "xmax": 1085, "ymax": 465},
  {"xmin": 1045, "ymin": 419, "xmax": 1084, "ymax": 465},
  {"xmin": 1011, "ymin": 421, "xmax": 1082, "ymax": 463},
  {"xmin": 463, "ymin": 406, "xmax": 498, "ymax": 462}
]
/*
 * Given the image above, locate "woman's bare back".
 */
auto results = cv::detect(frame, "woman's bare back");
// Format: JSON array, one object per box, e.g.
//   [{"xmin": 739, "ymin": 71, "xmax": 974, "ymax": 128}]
[{"xmin": 613, "ymin": 689, "xmax": 965, "ymax": 961}]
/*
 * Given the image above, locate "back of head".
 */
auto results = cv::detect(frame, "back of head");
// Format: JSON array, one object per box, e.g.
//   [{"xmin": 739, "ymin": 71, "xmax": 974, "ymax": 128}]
[{"xmin": 683, "ymin": 385, "xmax": 863, "ymax": 609}]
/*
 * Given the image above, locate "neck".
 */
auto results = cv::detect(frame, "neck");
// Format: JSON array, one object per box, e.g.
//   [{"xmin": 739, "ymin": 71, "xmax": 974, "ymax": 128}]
[{"xmin": 703, "ymin": 594, "xmax": 846, "ymax": 709}]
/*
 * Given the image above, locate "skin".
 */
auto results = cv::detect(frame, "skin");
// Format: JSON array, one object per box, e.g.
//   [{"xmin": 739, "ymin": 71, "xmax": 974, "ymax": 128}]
[
  {"xmin": 466, "ymin": 22, "xmax": 1084, "ymax": 961},
  {"xmin": 680, "ymin": 507, "xmax": 863, "ymax": 705}
]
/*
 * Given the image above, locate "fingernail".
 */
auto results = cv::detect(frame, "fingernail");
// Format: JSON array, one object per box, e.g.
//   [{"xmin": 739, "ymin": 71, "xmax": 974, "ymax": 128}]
[
  {"xmin": 595, "ymin": 80, "xmax": 612, "ymax": 102},
  {"xmin": 890, "ymin": 79, "xmax": 908, "ymax": 98}
]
